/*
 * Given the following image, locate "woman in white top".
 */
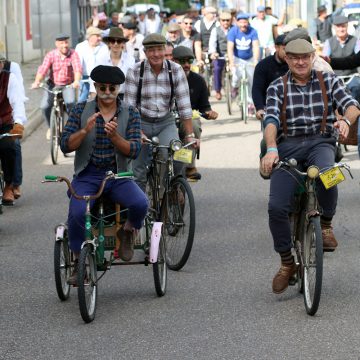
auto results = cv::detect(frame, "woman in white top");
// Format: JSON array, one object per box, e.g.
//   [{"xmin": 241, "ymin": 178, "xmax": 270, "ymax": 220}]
[{"xmin": 91, "ymin": 27, "xmax": 135, "ymax": 98}]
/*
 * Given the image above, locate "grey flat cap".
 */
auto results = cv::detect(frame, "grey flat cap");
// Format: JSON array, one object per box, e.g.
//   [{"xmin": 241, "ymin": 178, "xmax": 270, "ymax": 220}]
[
  {"xmin": 285, "ymin": 39, "xmax": 315, "ymax": 54},
  {"xmin": 55, "ymin": 33, "xmax": 70, "ymax": 41},
  {"xmin": 317, "ymin": 5, "xmax": 326, "ymax": 13},
  {"xmin": 143, "ymin": 33, "xmax": 166, "ymax": 48},
  {"xmin": 172, "ymin": 46, "xmax": 194, "ymax": 59},
  {"xmin": 333, "ymin": 15, "xmax": 348, "ymax": 25},
  {"xmin": 284, "ymin": 28, "xmax": 311, "ymax": 45}
]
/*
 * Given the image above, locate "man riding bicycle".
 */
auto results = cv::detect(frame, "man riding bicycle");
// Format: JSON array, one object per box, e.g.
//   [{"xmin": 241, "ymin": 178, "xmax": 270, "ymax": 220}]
[
  {"xmin": 60, "ymin": 65, "xmax": 148, "ymax": 284},
  {"xmin": 260, "ymin": 39, "xmax": 360, "ymax": 294}
]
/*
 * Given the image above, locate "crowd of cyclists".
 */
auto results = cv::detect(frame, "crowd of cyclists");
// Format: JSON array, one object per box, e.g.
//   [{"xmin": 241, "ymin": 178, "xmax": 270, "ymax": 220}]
[{"xmin": 2, "ymin": 3, "xmax": 360, "ymax": 297}]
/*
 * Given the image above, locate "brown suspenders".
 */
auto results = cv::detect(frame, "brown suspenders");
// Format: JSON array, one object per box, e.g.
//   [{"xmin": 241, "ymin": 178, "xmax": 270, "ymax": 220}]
[{"xmin": 280, "ymin": 71, "xmax": 328, "ymax": 136}]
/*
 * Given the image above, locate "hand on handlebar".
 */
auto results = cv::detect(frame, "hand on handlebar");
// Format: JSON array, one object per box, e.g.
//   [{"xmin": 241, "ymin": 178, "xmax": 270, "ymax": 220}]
[
  {"xmin": 31, "ymin": 81, "xmax": 41, "ymax": 89},
  {"xmin": 205, "ymin": 110, "xmax": 218, "ymax": 120},
  {"xmin": 260, "ymin": 151, "xmax": 279, "ymax": 177},
  {"xmin": 10, "ymin": 123, "xmax": 24, "ymax": 139},
  {"xmin": 334, "ymin": 119, "xmax": 350, "ymax": 142},
  {"xmin": 256, "ymin": 109, "xmax": 265, "ymax": 120},
  {"xmin": 185, "ymin": 137, "xmax": 200, "ymax": 149}
]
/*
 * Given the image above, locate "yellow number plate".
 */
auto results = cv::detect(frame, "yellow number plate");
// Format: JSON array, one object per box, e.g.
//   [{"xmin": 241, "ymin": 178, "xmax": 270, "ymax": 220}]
[
  {"xmin": 173, "ymin": 148, "xmax": 193, "ymax": 164},
  {"xmin": 319, "ymin": 167, "xmax": 345, "ymax": 189}
]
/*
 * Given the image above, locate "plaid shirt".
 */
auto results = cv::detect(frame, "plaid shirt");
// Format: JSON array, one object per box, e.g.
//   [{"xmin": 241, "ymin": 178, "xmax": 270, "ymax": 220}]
[
  {"xmin": 37, "ymin": 49, "xmax": 82, "ymax": 85},
  {"xmin": 124, "ymin": 60, "xmax": 192, "ymax": 120},
  {"xmin": 61, "ymin": 98, "xmax": 141, "ymax": 170},
  {"xmin": 264, "ymin": 70, "xmax": 359, "ymax": 138}
]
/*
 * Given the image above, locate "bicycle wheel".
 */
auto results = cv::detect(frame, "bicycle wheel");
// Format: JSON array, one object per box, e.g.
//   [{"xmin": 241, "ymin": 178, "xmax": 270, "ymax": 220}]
[
  {"xmin": 0, "ymin": 169, "xmax": 4, "ymax": 214},
  {"xmin": 54, "ymin": 235, "xmax": 71, "ymax": 301},
  {"xmin": 303, "ymin": 216, "xmax": 323, "ymax": 316},
  {"xmin": 239, "ymin": 81, "xmax": 248, "ymax": 123},
  {"xmin": 50, "ymin": 108, "xmax": 60, "ymax": 165},
  {"xmin": 161, "ymin": 177, "xmax": 195, "ymax": 271},
  {"xmin": 77, "ymin": 244, "xmax": 97, "ymax": 323},
  {"xmin": 153, "ymin": 229, "xmax": 167, "ymax": 296},
  {"xmin": 225, "ymin": 72, "xmax": 232, "ymax": 115}
]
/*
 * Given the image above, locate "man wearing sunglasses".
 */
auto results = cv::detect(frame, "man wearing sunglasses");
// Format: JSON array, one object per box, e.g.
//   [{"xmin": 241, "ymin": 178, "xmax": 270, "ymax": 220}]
[
  {"xmin": 172, "ymin": 46, "xmax": 218, "ymax": 180},
  {"xmin": 60, "ymin": 65, "xmax": 148, "ymax": 283},
  {"xmin": 125, "ymin": 34, "xmax": 198, "ymax": 191},
  {"xmin": 208, "ymin": 11, "xmax": 233, "ymax": 100}
]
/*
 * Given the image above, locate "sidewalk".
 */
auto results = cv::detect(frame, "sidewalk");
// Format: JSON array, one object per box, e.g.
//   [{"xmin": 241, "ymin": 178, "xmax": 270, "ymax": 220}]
[{"xmin": 22, "ymin": 58, "xmax": 44, "ymax": 139}]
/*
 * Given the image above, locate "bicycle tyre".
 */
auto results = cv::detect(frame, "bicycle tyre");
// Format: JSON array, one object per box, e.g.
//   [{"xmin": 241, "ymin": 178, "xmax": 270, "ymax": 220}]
[
  {"xmin": 77, "ymin": 244, "xmax": 97, "ymax": 323},
  {"xmin": 243, "ymin": 82, "xmax": 248, "ymax": 124},
  {"xmin": 225, "ymin": 72, "xmax": 232, "ymax": 115},
  {"xmin": 54, "ymin": 237, "xmax": 71, "ymax": 301},
  {"xmin": 153, "ymin": 229, "xmax": 167, "ymax": 296},
  {"xmin": 61, "ymin": 110, "xmax": 70, "ymax": 158},
  {"xmin": 161, "ymin": 176, "xmax": 195, "ymax": 271},
  {"xmin": 303, "ymin": 216, "xmax": 323, "ymax": 316},
  {"xmin": 50, "ymin": 108, "xmax": 60, "ymax": 165},
  {"xmin": 0, "ymin": 169, "xmax": 4, "ymax": 214}
]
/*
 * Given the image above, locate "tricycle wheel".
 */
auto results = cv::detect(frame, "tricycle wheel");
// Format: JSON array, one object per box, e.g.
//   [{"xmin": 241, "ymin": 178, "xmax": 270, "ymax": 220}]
[
  {"xmin": 77, "ymin": 244, "xmax": 97, "ymax": 323},
  {"xmin": 153, "ymin": 232, "xmax": 167, "ymax": 297},
  {"xmin": 54, "ymin": 236, "xmax": 71, "ymax": 301}
]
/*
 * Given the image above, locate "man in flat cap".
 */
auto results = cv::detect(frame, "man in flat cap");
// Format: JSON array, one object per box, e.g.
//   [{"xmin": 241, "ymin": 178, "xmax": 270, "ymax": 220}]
[
  {"xmin": 61, "ymin": 65, "xmax": 148, "ymax": 283},
  {"xmin": 32, "ymin": 34, "xmax": 82, "ymax": 139},
  {"xmin": 125, "ymin": 34, "xmax": 198, "ymax": 191},
  {"xmin": 173, "ymin": 46, "xmax": 217, "ymax": 180},
  {"xmin": 313, "ymin": 5, "xmax": 333, "ymax": 44},
  {"xmin": 261, "ymin": 38, "xmax": 360, "ymax": 294},
  {"xmin": 322, "ymin": 15, "xmax": 360, "ymax": 101},
  {"xmin": 75, "ymin": 26, "xmax": 108, "ymax": 102}
]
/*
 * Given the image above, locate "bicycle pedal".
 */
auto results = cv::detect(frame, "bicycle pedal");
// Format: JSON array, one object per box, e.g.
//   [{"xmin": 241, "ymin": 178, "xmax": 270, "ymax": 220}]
[{"xmin": 288, "ymin": 275, "xmax": 297, "ymax": 286}]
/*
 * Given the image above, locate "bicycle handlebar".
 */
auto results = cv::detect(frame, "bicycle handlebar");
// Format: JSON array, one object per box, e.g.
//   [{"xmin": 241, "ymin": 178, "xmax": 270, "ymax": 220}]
[
  {"xmin": 42, "ymin": 171, "xmax": 134, "ymax": 200},
  {"xmin": 0, "ymin": 133, "xmax": 21, "ymax": 140},
  {"xmin": 37, "ymin": 83, "xmax": 73, "ymax": 95}
]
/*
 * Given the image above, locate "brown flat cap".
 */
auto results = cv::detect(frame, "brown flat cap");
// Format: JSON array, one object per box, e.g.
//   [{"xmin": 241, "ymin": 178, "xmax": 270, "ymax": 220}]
[
  {"xmin": 143, "ymin": 33, "xmax": 166, "ymax": 48},
  {"xmin": 103, "ymin": 27, "xmax": 128, "ymax": 42},
  {"xmin": 285, "ymin": 39, "xmax": 315, "ymax": 54},
  {"xmin": 167, "ymin": 23, "xmax": 181, "ymax": 32}
]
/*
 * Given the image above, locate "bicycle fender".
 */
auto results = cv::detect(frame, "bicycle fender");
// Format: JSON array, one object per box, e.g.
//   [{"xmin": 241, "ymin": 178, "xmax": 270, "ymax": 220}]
[
  {"xmin": 55, "ymin": 224, "xmax": 66, "ymax": 242},
  {"xmin": 149, "ymin": 222, "xmax": 163, "ymax": 263}
]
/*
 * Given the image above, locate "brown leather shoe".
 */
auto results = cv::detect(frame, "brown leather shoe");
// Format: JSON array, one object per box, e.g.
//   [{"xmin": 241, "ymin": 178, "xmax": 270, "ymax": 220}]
[
  {"xmin": 272, "ymin": 263, "xmax": 297, "ymax": 294},
  {"xmin": 321, "ymin": 224, "xmax": 338, "ymax": 252},
  {"xmin": 117, "ymin": 227, "xmax": 134, "ymax": 262},
  {"xmin": 186, "ymin": 167, "xmax": 201, "ymax": 180},
  {"xmin": 13, "ymin": 186, "xmax": 21, "ymax": 199},
  {"xmin": 2, "ymin": 184, "xmax": 14, "ymax": 205},
  {"xmin": 67, "ymin": 259, "xmax": 78, "ymax": 286}
]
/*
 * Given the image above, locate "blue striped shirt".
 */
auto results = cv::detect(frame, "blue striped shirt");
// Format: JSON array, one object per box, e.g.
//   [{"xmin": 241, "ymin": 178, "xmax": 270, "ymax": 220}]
[
  {"xmin": 61, "ymin": 98, "xmax": 141, "ymax": 170},
  {"xmin": 264, "ymin": 70, "xmax": 359, "ymax": 138}
]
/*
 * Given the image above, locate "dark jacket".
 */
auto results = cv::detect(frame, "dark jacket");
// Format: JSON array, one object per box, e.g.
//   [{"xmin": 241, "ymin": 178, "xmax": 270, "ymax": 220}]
[
  {"xmin": 187, "ymin": 71, "xmax": 211, "ymax": 113},
  {"xmin": 331, "ymin": 52, "xmax": 360, "ymax": 70}
]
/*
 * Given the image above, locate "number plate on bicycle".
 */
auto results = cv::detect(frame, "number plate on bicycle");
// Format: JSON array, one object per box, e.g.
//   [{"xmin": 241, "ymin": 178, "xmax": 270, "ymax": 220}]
[
  {"xmin": 319, "ymin": 167, "xmax": 345, "ymax": 189},
  {"xmin": 174, "ymin": 149, "xmax": 193, "ymax": 164}
]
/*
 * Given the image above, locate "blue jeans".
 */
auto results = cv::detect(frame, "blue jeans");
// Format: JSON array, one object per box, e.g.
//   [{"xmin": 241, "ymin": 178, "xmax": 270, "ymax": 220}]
[
  {"xmin": 78, "ymin": 76, "xmax": 90, "ymax": 103},
  {"xmin": 213, "ymin": 58, "xmax": 225, "ymax": 92},
  {"xmin": 268, "ymin": 134, "xmax": 337, "ymax": 253},
  {"xmin": 67, "ymin": 163, "xmax": 148, "ymax": 253}
]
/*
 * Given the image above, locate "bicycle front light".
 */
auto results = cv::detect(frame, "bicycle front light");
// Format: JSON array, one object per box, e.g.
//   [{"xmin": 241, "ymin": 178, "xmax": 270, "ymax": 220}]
[
  {"xmin": 307, "ymin": 166, "xmax": 320, "ymax": 179},
  {"xmin": 170, "ymin": 139, "xmax": 182, "ymax": 152}
]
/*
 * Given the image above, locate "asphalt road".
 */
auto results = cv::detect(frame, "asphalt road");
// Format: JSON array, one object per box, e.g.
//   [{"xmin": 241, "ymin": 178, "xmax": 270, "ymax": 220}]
[{"xmin": 1, "ymin": 100, "xmax": 360, "ymax": 360}]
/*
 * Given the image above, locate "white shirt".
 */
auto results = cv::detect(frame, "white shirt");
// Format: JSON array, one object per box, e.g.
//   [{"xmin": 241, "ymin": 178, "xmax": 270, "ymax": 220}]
[
  {"xmin": 91, "ymin": 50, "xmax": 135, "ymax": 93},
  {"xmin": 6, "ymin": 72, "xmax": 27, "ymax": 125},
  {"xmin": 144, "ymin": 15, "xmax": 161, "ymax": 35},
  {"xmin": 250, "ymin": 16, "xmax": 278, "ymax": 48},
  {"xmin": 75, "ymin": 40, "xmax": 109, "ymax": 76},
  {"xmin": 126, "ymin": 34, "xmax": 146, "ymax": 61}
]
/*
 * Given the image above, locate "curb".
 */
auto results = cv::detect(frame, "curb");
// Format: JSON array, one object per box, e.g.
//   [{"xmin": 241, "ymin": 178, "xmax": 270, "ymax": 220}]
[{"xmin": 24, "ymin": 108, "xmax": 43, "ymax": 140}]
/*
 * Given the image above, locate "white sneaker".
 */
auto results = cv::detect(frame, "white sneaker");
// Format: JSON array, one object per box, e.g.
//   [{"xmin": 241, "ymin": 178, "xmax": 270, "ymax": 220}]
[{"xmin": 46, "ymin": 128, "xmax": 51, "ymax": 140}]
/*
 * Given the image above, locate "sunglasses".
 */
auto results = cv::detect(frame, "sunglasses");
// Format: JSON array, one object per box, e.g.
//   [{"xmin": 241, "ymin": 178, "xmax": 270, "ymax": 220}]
[
  {"xmin": 108, "ymin": 38, "xmax": 124, "ymax": 44},
  {"xmin": 97, "ymin": 84, "xmax": 118, "ymax": 92},
  {"xmin": 178, "ymin": 58, "xmax": 194, "ymax": 64},
  {"xmin": 221, "ymin": 19, "xmax": 231, "ymax": 22},
  {"xmin": 184, "ymin": 22, "xmax": 193, "ymax": 25}
]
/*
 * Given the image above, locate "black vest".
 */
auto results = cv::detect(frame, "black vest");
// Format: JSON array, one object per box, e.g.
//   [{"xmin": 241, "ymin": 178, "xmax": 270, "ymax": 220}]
[
  {"xmin": 216, "ymin": 26, "xmax": 229, "ymax": 55},
  {"xmin": 329, "ymin": 35, "xmax": 358, "ymax": 76},
  {"xmin": 200, "ymin": 20, "xmax": 216, "ymax": 51},
  {"xmin": 315, "ymin": 17, "xmax": 332, "ymax": 43}
]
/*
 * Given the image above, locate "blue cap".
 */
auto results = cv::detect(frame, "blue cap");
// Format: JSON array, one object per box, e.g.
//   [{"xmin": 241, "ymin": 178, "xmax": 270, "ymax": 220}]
[
  {"xmin": 236, "ymin": 12, "xmax": 249, "ymax": 20},
  {"xmin": 257, "ymin": 5, "xmax": 266, "ymax": 12}
]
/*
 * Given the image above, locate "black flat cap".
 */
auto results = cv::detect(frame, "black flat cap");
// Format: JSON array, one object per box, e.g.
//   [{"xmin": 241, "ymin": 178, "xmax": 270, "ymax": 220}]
[
  {"xmin": 274, "ymin": 34, "xmax": 286, "ymax": 45},
  {"xmin": 122, "ymin": 22, "xmax": 137, "ymax": 29},
  {"xmin": 142, "ymin": 33, "xmax": 166, "ymax": 48},
  {"xmin": 172, "ymin": 46, "xmax": 194, "ymax": 59},
  {"xmin": 90, "ymin": 65, "xmax": 125, "ymax": 84},
  {"xmin": 317, "ymin": 5, "xmax": 326, "ymax": 13},
  {"xmin": 333, "ymin": 15, "xmax": 348, "ymax": 25},
  {"xmin": 55, "ymin": 33, "xmax": 69, "ymax": 41}
]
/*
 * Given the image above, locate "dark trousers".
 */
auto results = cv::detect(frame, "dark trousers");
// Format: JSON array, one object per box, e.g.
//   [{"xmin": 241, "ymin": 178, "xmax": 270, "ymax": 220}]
[
  {"xmin": 0, "ymin": 125, "xmax": 16, "ymax": 184},
  {"xmin": 67, "ymin": 163, "xmax": 149, "ymax": 253},
  {"xmin": 13, "ymin": 139, "xmax": 22, "ymax": 186},
  {"xmin": 213, "ymin": 58, "xmax": 225, "ymax": 92},
  {"xmin": 268, "ymin": 135, "xmax": 337, "ymax": 253}
]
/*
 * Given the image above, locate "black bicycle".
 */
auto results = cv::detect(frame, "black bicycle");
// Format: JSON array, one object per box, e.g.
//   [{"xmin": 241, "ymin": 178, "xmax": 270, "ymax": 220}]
[
  {"xmin": 145, "ymin": 137, "xmax": 196, "ymax": 271},
  {"xmin": 276, "ymin": 159, "xmax": 352, "ymax": 315}
]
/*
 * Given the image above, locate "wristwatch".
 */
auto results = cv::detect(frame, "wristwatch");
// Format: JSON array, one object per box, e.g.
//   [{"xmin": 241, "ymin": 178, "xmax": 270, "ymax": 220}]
[
  {"xmin": 342, "ymin": 117, "xmax": 351, "ymax": 127},
  {"xmin": 185, "ymin": 133, "xmax": 195, "ymax": 138}
]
